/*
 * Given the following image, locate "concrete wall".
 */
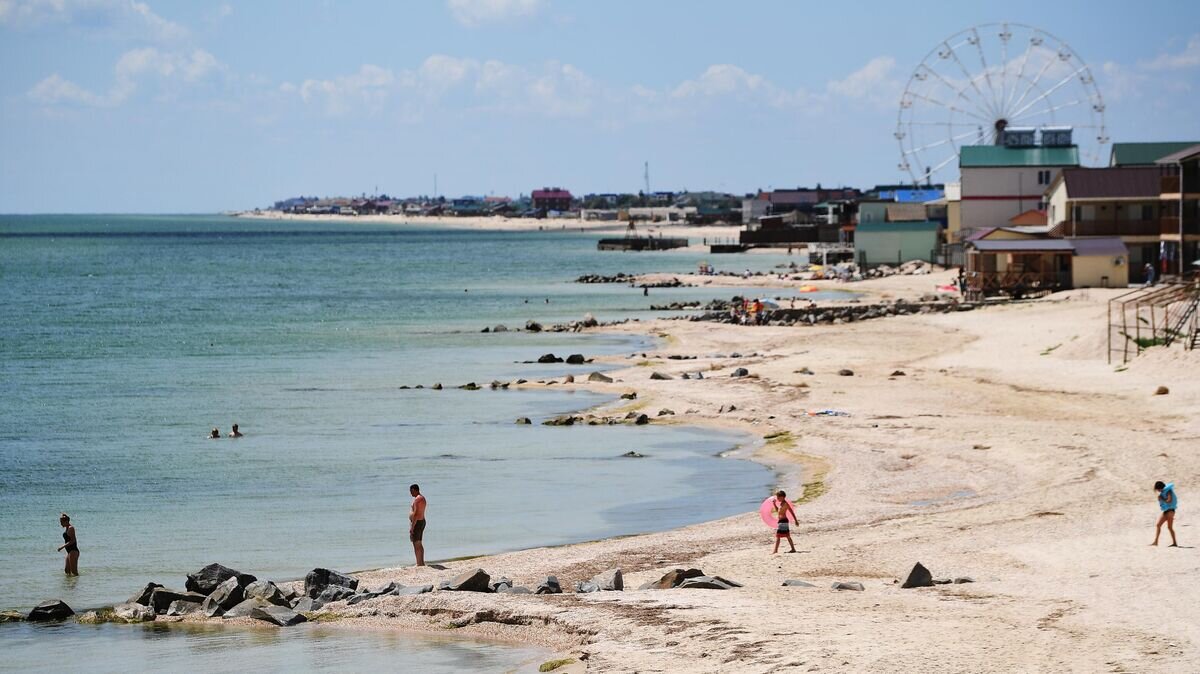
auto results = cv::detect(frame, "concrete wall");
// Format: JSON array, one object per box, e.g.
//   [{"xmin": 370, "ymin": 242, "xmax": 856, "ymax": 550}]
[
  {"xmin": 856, "ymin": 228, "xmax": 939, "ymax": 265},
  {"xmin": 1072, "ymin": 254, "xmax": 1128, "ymax": 287}
]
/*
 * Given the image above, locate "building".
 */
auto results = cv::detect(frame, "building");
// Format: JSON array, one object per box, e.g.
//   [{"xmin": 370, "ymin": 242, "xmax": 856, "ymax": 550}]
[
  {"xmin": 854, "ymin": 221, "xmax": 941, "ymax": 267},
  {"xmin": 965, "ymin": 231, "xmax": 1128, "ymax": 297},
  {"xmin": 531, "ymin": 188, "xmax": 573, "ymax": 212},
  {"xmin": 1156, "ymin": 144, "xmax": 1200, "ymax": 276},
  {"xmin": 1110, "ymin": 141, "xmax": 1200, "ymax": 167},
  {"xmin": 742, "ymin": 197, "xmax": 770, "ymax": 225},
  {"xmin": 959, "ymin": 129, "xmax": 1080, "ymax": 240}
]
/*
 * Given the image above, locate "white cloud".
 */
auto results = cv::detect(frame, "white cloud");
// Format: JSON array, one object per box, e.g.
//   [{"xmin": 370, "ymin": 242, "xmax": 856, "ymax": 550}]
[
  {"xmin": 0, "ymin": 0, "xmax": 186, "ymax": 41},
  {"xmin": 296, "ymin": 64, "xmax": 396, "ymax": 115},
  {"xmin": 28, "ymin": 73, "xmax": 106, "ymax": 106},
  {"xmin": 27, "ymin": 46, "xmax": 220, "ymax": 107},
  {"xmin": 670, "ymin": 64, "xmax": 808, "ymax": 108},
  {"xmin": 827, "ymin": 56, "xmax": 896, "ymax": 98},
  {"xmin": 1143, "ymin": 34, "xmax": 1200, "ymax": 71},
  {"xmin": 446, "ymin": 0, "xmax": 543, "ymax": 27}
]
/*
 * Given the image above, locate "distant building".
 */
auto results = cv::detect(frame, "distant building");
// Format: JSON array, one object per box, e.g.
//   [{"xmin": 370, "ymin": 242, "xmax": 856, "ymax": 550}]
[
  {"xmin": 742, "ymin": 197, "xmax": 770, "ymax": 225},
  {"xmin": 1109, "ymin": 141, "xmax": 1200, "ymax": 167},
  {"xmin": 855, "ymin": 221, "xmax": 941, "ymax": 267},
  {"xmin": 531, "ymin": 188, "xmax": 573, "ymax": 212}
]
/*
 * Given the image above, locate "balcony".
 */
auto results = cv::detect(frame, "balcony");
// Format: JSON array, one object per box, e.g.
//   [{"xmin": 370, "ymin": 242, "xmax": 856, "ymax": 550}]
[
  {"xmin": 1161, "ymin": 175, "xmax": 1181, "ymax": 194},
  {"xmin": 1061, "ymin": 219, "xmax": 1165, "ymax": 237}
]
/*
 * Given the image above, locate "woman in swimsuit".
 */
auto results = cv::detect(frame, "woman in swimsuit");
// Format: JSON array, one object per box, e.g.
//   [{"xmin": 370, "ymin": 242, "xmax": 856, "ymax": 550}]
[{"xmin": 57, "ymin": 513, "xmax": 79, "ymax": 576}]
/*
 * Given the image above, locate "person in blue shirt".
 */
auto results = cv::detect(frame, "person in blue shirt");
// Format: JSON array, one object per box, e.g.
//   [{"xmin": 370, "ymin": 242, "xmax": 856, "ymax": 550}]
[{"xmin": 1152, "ymin": 481, "xmax": 1178, "ymax": 547}]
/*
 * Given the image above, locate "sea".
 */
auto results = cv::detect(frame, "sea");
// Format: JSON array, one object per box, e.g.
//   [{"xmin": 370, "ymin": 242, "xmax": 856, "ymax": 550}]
[{"xmin": 0, "ymin": 215, "xmax": 836, "ymax": 671}]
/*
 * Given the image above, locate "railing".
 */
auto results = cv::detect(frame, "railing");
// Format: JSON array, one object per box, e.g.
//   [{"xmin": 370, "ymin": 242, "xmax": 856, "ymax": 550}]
[
  {"xmin": 1109, "ymin": 281, "xmax": 1200, "ymax": 363},
  {"xmin": 966, "ymin": 270, "xmax": 1070, "ymax": 298},
  {"xmin": 1063, "ymin": 219, "xmax": 1164, "ymax": 237}
]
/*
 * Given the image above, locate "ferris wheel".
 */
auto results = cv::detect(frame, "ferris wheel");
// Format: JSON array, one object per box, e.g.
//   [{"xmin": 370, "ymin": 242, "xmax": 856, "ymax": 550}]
[{"xmin": 896, "ymin": 22, "xmax": 1109, "ymax": 185}]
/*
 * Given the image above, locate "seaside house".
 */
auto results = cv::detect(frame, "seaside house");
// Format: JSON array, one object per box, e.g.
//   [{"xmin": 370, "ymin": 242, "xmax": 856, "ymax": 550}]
[
  {"xmin": 531, "ymin": 188, "xmax": 573, "ymax": 212},
  {"xmin": 959, "ymin": 127, "xmax": 1079, "ymax": 240},
  {"xmin": 964, "ymin": 231, "xmax": 1128, "ymax": 298},
  {"xmin": 1110, "ymin": 141, "xmax": 1200, "ymax": 167}
]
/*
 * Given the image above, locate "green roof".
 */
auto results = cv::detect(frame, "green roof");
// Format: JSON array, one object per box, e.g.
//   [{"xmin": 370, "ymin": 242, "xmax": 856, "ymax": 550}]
[
  {"xmin": 855, "ymin": 221, "xmax": 941, "ymax": 232},
  {"xmin": 959, "ymin": 145, "xmax": 1080, "ymax": 168},
  {"xmin": 1110, "ymin": 142, "xmax": 1200, "ymax": 166}
]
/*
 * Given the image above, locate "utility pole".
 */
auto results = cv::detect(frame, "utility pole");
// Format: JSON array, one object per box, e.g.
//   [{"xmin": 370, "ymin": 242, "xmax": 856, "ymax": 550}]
[{"xmin": 644, "ymin": 161, "xmax": 651, "ymax": 197}]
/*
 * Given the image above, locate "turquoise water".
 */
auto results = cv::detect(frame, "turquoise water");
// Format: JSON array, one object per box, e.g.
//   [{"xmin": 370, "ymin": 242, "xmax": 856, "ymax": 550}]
[{"xmin": 0, "ymin": 215, "xmax": 796, "ymax": 668}]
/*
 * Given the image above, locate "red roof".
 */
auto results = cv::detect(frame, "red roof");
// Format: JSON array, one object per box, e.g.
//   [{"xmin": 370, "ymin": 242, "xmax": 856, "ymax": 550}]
[{"xmin": 532, "ymin": 188, "xmax": 572, "ymax": 199}]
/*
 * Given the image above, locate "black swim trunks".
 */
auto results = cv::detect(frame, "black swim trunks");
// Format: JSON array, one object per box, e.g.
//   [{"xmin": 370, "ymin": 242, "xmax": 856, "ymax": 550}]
[{"xmin": 410, "ymin": 519, "xmax": 426, "ymax": 542}]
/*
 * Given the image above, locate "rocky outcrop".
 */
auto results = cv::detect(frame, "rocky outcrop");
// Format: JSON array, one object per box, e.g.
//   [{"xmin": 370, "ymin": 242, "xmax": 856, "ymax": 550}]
[
  {"xmin": 185, "ymin": 563, "xmax": 256, "ymax": 596},
  {"xmin": 304, "ymin": 568, "xmax": 359, "ymax": 598},
  {"xmin": 574, "ymin": 581, "xmax": 600, "ymax": 593},
  {"xmin": 26, "ymin": 600, "xmax": 74, "ymax": 622},
  {"xmin": 314, "ymin": 585, "xmax": 356, "ymax": 606},
  {"xmin": 730, "ymin": 367, "xmax": 749, "ymax": 378}
]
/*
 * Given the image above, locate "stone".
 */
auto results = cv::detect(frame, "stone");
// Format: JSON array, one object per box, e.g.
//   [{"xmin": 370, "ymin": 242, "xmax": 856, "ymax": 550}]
[
  {"xmin": 525, "ymin": 320, "xmax": 543, "ymax": 333},
  {"xmin": 537, "ymin": 353, "xmax": 562, "ymax": 363},
  {"xmin": 619, "ymin": 392, "xmax": 637, "ymax": 400},
  {"xmin": 127, "ymin": 582, "xmax": 164, "ymax": 606},
  {"xmin": 543, "ymin": 415, "xmax": 577, "ymax": 426},
  {"xmin": 304, "ymin": 568, "xmax": 359, "ymax": 598},
  {"xmin": 534, "ymin": 576, "xmax": 562, "ymax": 595},
  {"xmin": 932, "ymin": 578, "xmax": 953, "ymax": 585},
  {"xmin": 782, "ymin": 579, "xmax": 816, "ymax": 588},
  {"xmin": 640, "ymin": 568, "xmax": 705, "ymax": 590},
  {"xmin": 291, "ymin": 597, "xmax": 315, "ymax": 612},
  {"xmin": 620, "ymin": 451, "xmax": 645, "ymax": 458},
  {"xmin": 489, "ymin": 577, "xmax": 513, "ymax": 592},
  {"xmin": 446, "ymin": 568, "xmax": 491, "ymax": 592},
  {"xmin": 149, "ymin": 588, "xmax": 206, "ymax": 614},
  {"xmin": 587, "ymin": 372, "xmax": 613, "ymax": 383},
  {"xmin": 831, "ymin": 582, "xmax": 864, "ymax": 591},
  {"xmin": 677, "ymin": 576, "xmax": 742, "ymax": 590},
  {"xmin": 315, "ymin": 585, "xmax": 357, "ymax": 605},
  {"xmin": 515, "ymin": 417, "xmax": 532, "ymax": 425},
  {"xmin": 244, "ymin": 580, "xmax": 291, "ymax": 607},
  {"xmin": 493, "ymin": 325, "xmax": 509, "ymax": 333},
  {"xmin": 497, "ymin": 585, "xmax": 532, "ymax": 594},
  {"xmin": 250, "ymin": 605, "xmax": 308, "ymax": 627},
  {"xmin": 0, "ymin": 610, "xmax": 26, "ymax": 623},
  {"xmin": 185, "ymin": 563, "xmax": 256, "ymax": 596},
  {"xmin": 112, "ymin": 602, "xmax": 156, "ymax": 623},
  {"xmin": 346, "ymin": 592, "xmax": 379, "ymax": 606},
  {"xmin": 838, "ymin": 369, "xmax": 854, "ymax": 377},
  {"xmin": 649, "ymin": 372, "xmax": 672, "ymax": 380},
  {"xmin": 563, "ymin": 375, "xmax": 575, "ymax": 384},
  {"xmin": 592, "ymin": 569, "xmax": 623, "ymax": 591},
  {"xmin": 432, "ymin": 383, "xmax": 443, "ymax": 390},
  {"xmin": 633, "ymin": 414, "xmax": 649, "ymax": 425},
  {"xmin": 459, "ymin": 382, "xmax": 480, "ymax": 390},
  {"xmin": 394, "ymin": 584, "xmax": 434, "ymax": 596},
  {"xmin": 795, "ymin": 367, "xmax": 814, "ymax": 375},
  {"xmin": 901, "ymin": 562, "xmax": 934, "ymax": 589},
  {"xmin": 953, "ymin": 577, "xmax": 975, "ymax": 584},
  {"xmin": 222, "ymin": 598, "xmax": 270, "ymax": 619},
  {"xmin": 890, "ymin": 370, "xmax": 906, "ymax": 377},
  {"xmin": 657, "ymin": 409, "xmax": 675, "ymax": 416},
  {"xmin": 565, "ymin": 354, "xmax": 586, "ymax": 364},
  {"xmin": 166, "ymin": 600, "xmax": 202, "ymax": 616},
  {"xmin": 731, "ymin": 367, "xmax": 749, "ymax": 378},
  {"xmin": 201, "ymin": 576, "xmax": 245, "ymax": 617},
  {"xmin": 1155, "ymin": 386, "xmax": 1169, "ymax": 395},
  {"xmin": 27, "ymin": 600, "xmax": 74, "ymax": 622},
  {"xmin": 574, "ymin": 581, "xmax": 600, "ymax": 593}
]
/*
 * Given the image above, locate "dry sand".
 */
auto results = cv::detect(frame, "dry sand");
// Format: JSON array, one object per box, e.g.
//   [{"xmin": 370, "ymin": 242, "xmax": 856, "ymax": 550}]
[{"xmin": 247, "ymin": 275, "xmax": 1200, "ymax": 673}]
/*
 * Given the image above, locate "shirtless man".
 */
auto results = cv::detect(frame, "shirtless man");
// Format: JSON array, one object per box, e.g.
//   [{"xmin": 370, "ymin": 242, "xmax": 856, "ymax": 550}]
[
  {"xmin": 409, "ymin": 484, "xmax": 427, "ymax": 566},
  {"xmin": 772, "ymin": 490, "xmax": 798, "ymax": 554},
  {"xmin": 228, "ymin": 424, "xmax": 243, "ymax": 438}
]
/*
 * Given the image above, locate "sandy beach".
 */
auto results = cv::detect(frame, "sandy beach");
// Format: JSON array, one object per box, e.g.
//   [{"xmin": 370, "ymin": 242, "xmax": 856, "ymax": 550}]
[{"xmin": 203, "ymin": 265, "xmax": 1200, "ymax": 672}]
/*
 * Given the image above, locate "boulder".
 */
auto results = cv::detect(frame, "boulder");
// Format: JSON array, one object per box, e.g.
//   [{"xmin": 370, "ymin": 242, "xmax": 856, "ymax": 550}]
[
  {"xmin": 489, "ymin": 577, "xmax": 513, "ymax": 592},
  {"xmin": 315, "ymin": 585, "xmax": 357, "ymax": 605},
  {"xmin": 890, "ymin": 370, "xmax": 906, "ymax": 377},
  {"xmin": 112, "ymin": 602, "xmax": 155, "ymax": 623},
  {"xmin": 201, "ymin": 576, "xmax": 245, "ymax": 617},
  {"xmin": 782, "ymin": 579, "xmax": 816, "ymax": 588},
  {"xmin": 222, "ymin": 598, "xmax": 270, "ymax": 619},
  {"xmin": 243, "ymin": 580, "xmax": 291, "ymax": 607},
  {"xmin": 831, "ymin": 582, "xmax": 865, "ymax": 591},
  {"xmin": 620, "ymin": 451, "xmax": 645, "ymax": 458},
  {"xmin": 677, "ymin": 576, "xmax": 742, "ymax": 590},
  {"xmin": 932, "ymin": 578, "xmax": 953, "ymax": 585},
  {"xmin": 496, "ymin": 585, "xmax": 532, "ymax": 594},
  {"xmin": 537, "ymin": 353, "xmax": 562, "ymax": 363},
  {"xmin": 838, "ymin": 369, "xmax": 855, "ymax": 377},
  {"xmin": 581, "ymin": 314, "xmax": 599, "ymax": 328},
  {"xmin": 657, "ymin": 409, "xmax": 675, "ymax": 416},
  {"xmin": 534, "ymin": 576, "xmax": 562, "ymax": 595},
  {"xmin": 185, "ymin": 563, "xmax": 256, "ymax": 596},
  {"xmin": 446, "ymin": 568, "xmax": 492, "ymax": 593},
  {"xmin": 574, "ymin": 581, "xmax": 600, "ymax": 593},
  {"xmin": 543, "ymin": 415, "xmax": 577, "ymax": 426},
  {"xmin": 149, "ymin": 588, "xmax": 206, "ymax": 615},
  {"xmin": 564, "ymin": 375, "xmax": 575, "ymax": 384},
  {"xmin": 459, "ymin": 382, "xmax": 480, "ymax": 390},
  {"xmin": 432, "ymin": 383, "xmax": 443, "ymax": 390},
  {"xmin": 565, "ymin": 354, "xmax": 586, "ymax": 364},
  {"xmin": 127, "ymin": 582, "xmax": 164, "ymax": 606},
  {"xmin": 731, "ymin": 367, "xmax": 749, "ymax": 378},
  {"xmin": 304, "ymin": 568, "xmax": 359, "ymax": 598},
  {"xmin": 515, "ymin": 417, "xmax": 532, "ymax": 425},
  {"xmin": 525, "ymin": 320, "xmax": 543, "ymax": 333},
  {"xmin": 639, "ymin": 568, "xmax": 704, "ymax": 590},
  {"xmin": 619, "ymin": 392, "xmax": 637, "ymax": 400},
  {"xmin": 588, "ymin": 372, "xmax": 613, "ymax": 383},
  {"xmin": 493, "ymin": 325, "xmax": 509, "ymax": 333},
  {"xmin": 592, "ymin": 569, "xmax": 623, "ymax": 591},
  {"xmin": 394, "ymin": 584, "xmax": 434, "ymax": 596},
  {"xmin": 901, "ymin": 562, "xmax": 934, "ymax": 589},
  {"xmin": 633, "ymin": 414, "xmax": 649, "ymax": 425},
  {"xmin": 250, "ymin": 605, "xmax": 308, "ymax": 627},
  {"xmin": 166, "ymin": 600, "xmax": 202, "ymax": 616},
  {"xmin": 953, "ymin": 577, "xmax": 975, "ymax": 584},
  {"xmin": 1155, "ymin": 386, "xmax": 1170, "ymax": 396},
  {"xmin": 649, "ymin": 372, "xmax": 672, "ymax": 380},
  {"xmin": 0, "ymin": 610, "xmax": 26, "ymax": 623},
  {"xmin": 291, "ymin": 597, "xmax": 315, "ymax": 612},
  {"xmin": 26, "ymin": 600, "xmax": 74, "ymax": 622}
]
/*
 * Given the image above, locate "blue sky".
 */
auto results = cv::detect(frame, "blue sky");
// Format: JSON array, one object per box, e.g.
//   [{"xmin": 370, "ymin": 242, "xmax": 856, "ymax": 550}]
[{"xmin": 2, "ymin": 0, "xmax": 1199, "ymax": 212}]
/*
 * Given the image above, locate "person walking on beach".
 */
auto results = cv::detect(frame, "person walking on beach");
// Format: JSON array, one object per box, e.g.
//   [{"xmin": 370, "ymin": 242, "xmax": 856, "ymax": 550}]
[
  {"xmin": 409, "ymin": 484, "xmax": 427, "ymax": 566},
  {"xmin": 1152, "ymin": 481, "xmax": 1178, "ymax": 547},
  {"xmin": 772, "ymin": 491, "xmax": 798, "ymax": 554},
  {"xmin": 57, "ymin": 513, "xmax": 79, "ymax": 576}
]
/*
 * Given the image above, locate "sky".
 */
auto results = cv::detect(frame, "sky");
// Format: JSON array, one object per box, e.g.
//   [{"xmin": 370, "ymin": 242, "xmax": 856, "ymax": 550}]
[{"xmin": 1, "ymin": 0, "xmax": 1199, "ymax": 213}]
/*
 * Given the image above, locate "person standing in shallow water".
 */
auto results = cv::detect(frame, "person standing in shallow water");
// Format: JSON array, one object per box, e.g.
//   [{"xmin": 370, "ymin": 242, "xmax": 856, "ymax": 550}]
[
  {"xmin": 57, "ymin": 513, "xmax": 79, "ymax": 576},
  {"xmin": 1152, "ymin": 481, "xmax": 1178, "ymax": 547},
  {"xmin": 409, "ymin": 484, "xmax": 427, "ymax": 566}
]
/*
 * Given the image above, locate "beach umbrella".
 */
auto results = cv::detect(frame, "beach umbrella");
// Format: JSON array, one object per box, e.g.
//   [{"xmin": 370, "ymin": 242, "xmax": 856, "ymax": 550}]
[{"xmin": 759, "ymin": 496, "xmax": 792, "ymax": 528}]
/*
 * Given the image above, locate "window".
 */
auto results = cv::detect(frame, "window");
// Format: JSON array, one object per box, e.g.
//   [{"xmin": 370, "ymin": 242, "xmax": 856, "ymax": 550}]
[
  {"xmin": 1141, "ymin": 204, "xmax": 1153, "ymax": 221},
  {"xmin": 1036, "ymin": 169, "xmax": 1052, "ymax": 185},
  {"xmin": 1072, "ymin": 205, "xmax": 1082, "ymax": 221}
]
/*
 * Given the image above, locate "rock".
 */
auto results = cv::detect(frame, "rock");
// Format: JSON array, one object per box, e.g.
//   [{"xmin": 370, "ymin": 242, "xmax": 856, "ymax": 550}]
[
  {"xmin": 243, "ymin": 580, "xmax": 291, "ymax": 607},
  {"xmin": 831, "ymin": 582, "xmax": 865, "ymax": 591},
  {"xmin": 619, "ymin": 392, "xmax": 637, "ymax": 400},
  {"xmin": 112, "ymin": 602, "xmax": 156, "ymax": 623},
  {"xmin": 543, "ymin": 415, "xmax": 577, "ymax": 426},
  {"xmin": 657, "ymin": 408, "xmax": 675, "ymax": 416},
  {"xmin": 640, "ymin": 568, "xmax": 705, "ymax": 590},
  {"xmin": 574, "ymin": 581, "xmax": 600, "ymax": 593},
  {"xmin": 489, "ymin": 577, "xmax": 513, "ymax": 592},
  {"xmin": 782, "ymin": 579, "xmax": 816, "ymax": 588},
  {"xmin": 394, "ymin": 584, "xmax": 434, "ymax": 596},
  {"xmin": 515, "ymin": 417, "xmax": 532, "ymax": 425},
  {"xmin": 563, "ymin": 375, "xmax": 575, "ymax": 383},
  {"xmin": 459, "ymin": 382, "xmax": 480, "ymax": 390},
  {"xmin": 446, "ymin": 568, "xmax": 491, "ymax": 593},
  {"xmin": 537, "ymin": 353, "xmax": 562, "ymax": 363},
  {"xmin": 201, "ymin": 576, "xmax": 245, "ymax": 617},
  {"xmin": 496, "ymin": 585, "xmax": 532, "ymax": 594},
  {"xmin": 649, "ymin": 372, "xmax": 672, "ymax": 380},
  {"xmin": 677, "ymin": 576, "xmax": 742, "ymax": 590},
  {"xmin": 149, "ymin": 588, "xmax": 206, "ymax": 614},
  {"xmin": 534, "ymin": 576, "xmax": 562, "ymax": 594},
  {"xmin": 588, "ymin": 372, "xmax": 613, "ymax": 383},
  {"xmin": 731, "ymin": 367, "xmax": 749, "ymax": 378},
  {"xmin": 633, "ymin": 414, "xmax": 649, "ymax": 425},
  {"xmin": 315, "ymin": 585, "xmax": 356, "ymax": 605},
  {"xmin": 185, "ymin": 563, "xmax": 256, "ymax": 596},
  {"xmin": 890, "ymin": 370, "xmax": 906, "ymax": 376},
  {"xmin": 0, "ymin": 610, "xmax": 26, "ymax": 623},
  {"xmin": 901, "ymin": 562, "xmax": 934, "ymax": 589},
  {"xmin": 250, "ymin": 605, "xmax": 308, "ymax": 627},
  {"xmin": 795, "ymin": 367, "xmax": 814, "ymax": 375},
  {"xmin": 838, "ymin": 369, "xmax": 854, "ymax": 377},
  {"xmin": 166, "ymin": 600, "xmax": 202, "ymax": 616},
  {"xmin": 621, "ymin": 451, "xmax": 645, "ymax": 458},
  {"xmin": 953, "ymin": 577, "xmax": 975, "ymax": 584},
  {"xmin": 432, "ymin": 383, "xmax": 443, "ymax": 390},
  {"xmin": 932, "ymin": 578, "xmax": 953, "ymax": 585},
  {"xmin": 222, "ymin": 598, "xmax": 270, "ymax": 619},
  {"xmin": 581, "ymin": 313, "xmax": 599, "ymax": 328},
  {"xmin": 565, "ymin": 354, "xmax": 586, "ymax": 364},
  {"xmin": 346, "ymin": 592, "xmax": 378, "ymax": 606},
  {"xmin": 291, "ymin": 597, "xmax": 315, "ymax": 612},
  {"xmin": 592, "ymin": 569, "xmax": 623, "ymax": 591},
  {"xmin": 1155, "ymin": 386, "xmax": 1169, "ymax": 395},
  {"xmin": 514, "ymin": 380, "xmax": 527, "ymax": 386},
  {"xmin": 437, "ymin": 580, "xmax": 452, "ymax": 591},
  {"xmin": 26, "ymin": 600, "xmax": 74, "ymax": 622},
  {"xmin": 127, "ymin": 582, "xmax": 164, "ymax": 606},
  {"xmin": 525, "ymin": 320, "xmax": 543, "ymax": 333},
  {"xmin": 304, "ymin": 568, "xmax": 359, "ymax": 598},
  {"xmin": 480, "ymin": 327, "xmax": 490, "ymax": 333},
  {"xmin": 493, "ymin": 325, "xmax": 509, "ymax": 332}
]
